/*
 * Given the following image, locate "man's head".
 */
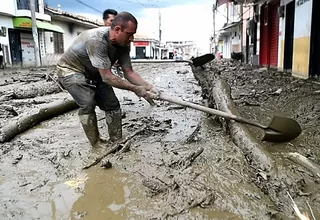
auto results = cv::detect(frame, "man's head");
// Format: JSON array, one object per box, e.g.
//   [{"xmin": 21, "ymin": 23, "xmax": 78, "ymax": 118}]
[
  {"xmin": 110, "ymin": 12, "xmax": 137, "ymax": 47},
  {"xmin": 103, "ymin": 9, "xmax": 118, "ymax": 26}
]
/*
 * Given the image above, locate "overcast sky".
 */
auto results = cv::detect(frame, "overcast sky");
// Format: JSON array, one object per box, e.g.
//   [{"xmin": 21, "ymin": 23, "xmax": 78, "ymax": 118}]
[{"xmin": 45, "ymin": 0, "xmax": 226, "ymax": 53}]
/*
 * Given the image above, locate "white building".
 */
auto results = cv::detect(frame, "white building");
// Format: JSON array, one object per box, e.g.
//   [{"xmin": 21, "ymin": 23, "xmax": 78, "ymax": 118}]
[
  {"xmin": 163, "ymin": 41, "xmax": 198, "ymax": 60},
  {"xmin": 130, "ymin": 34, "xmax": 160, "ymax": 59},
  {"xmin": 0, "ymin": 0, "xmax": 63, "ymax": 67},
  {"xmin": 216, "ymin": 1, "xmax": 242, "ymax": 59},
  {"xmin": 42, "ymin": 6, "xmax": 102, "ymax": 66}
]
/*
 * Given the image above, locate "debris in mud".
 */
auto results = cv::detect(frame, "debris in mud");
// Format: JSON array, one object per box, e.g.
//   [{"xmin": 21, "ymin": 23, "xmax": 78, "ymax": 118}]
[
  {"xmin": 140, "ymin": 174, "xmax": 170, "ymax": 197},
  {"xmin": 167, "ymin": 105, "xmax": 186, "ymax": 110},
  {"xmin": 194, "ymin": 59, "xmax": 320, "ymax": 217},
  {"xmin": 82, "ymin": 125, "xmax": 148, "ymax": 170},
  {"xmin": 176, "ymin": 70, "xmax": 189, "ymax": 74},
  {"xmin": 0, "ymin": 98, "xmax": 78, "ymax": 143},
  {"xmin": 168, "ymin": 147, "xmax": 204, "ymax": 170},
  {"xmin": 184, "ymin": 124, "xmax": 201, "ymax": 144},
  {"xmin": 30, "ymin": 179, "xmax": 49, "ymax": 192},
  {"xmin": 73, "ymin": 211, "xmax": 88, "ymax": 219},
  {"xmin": 100, "ymin": 160, "xmax": 112, "ymax": 169},
  {"xmin": 12, "ymin": 154, "xmax": 23, "ymax": 165},
  {"xmin": 0, "ymin": 104, "xmax": 18, "ymax": 118}
]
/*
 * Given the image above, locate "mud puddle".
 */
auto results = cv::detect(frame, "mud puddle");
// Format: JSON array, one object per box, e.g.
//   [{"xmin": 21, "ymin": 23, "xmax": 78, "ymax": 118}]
[{"xmin": 1, "ymin": 63, "xmax": 277, "ymax": 219}]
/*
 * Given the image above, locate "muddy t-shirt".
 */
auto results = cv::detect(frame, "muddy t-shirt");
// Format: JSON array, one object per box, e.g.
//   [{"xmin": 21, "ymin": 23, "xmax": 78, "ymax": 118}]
[{"xmin": 57, "ymin": 26, "xmax": 131, "ymax": 79}]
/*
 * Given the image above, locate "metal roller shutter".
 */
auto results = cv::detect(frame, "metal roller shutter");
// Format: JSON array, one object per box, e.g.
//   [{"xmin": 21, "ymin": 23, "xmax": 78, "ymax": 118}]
[{"xmin": 269, "ymin": 2, "xmax": 279, "ymax": 67}]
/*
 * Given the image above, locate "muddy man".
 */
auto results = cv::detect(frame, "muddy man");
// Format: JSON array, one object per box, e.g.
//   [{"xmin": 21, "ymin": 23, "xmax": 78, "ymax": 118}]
[{"xmin": 56, "ymin": 12, "xmax": 160, "ymax": 147}]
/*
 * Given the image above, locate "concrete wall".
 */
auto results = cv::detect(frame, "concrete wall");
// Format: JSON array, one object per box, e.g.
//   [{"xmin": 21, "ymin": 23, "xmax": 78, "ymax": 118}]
[
  {"xmin": 0, "ymin": 0, "xmax": 16, "ymax": 16},
  {"xmin": 43, "ymin": 20, "xmax": 95, "ymax": 66},
  {"xmin": 44, "ymin": 20, "xmax": 94, "ymax": 54},
  {"xmin": 0, "ymin": 0, "xmax": 51, "ymax": 21},
  {"xmin": 292, "ymin": 0, "xmax": 313, "ymax": 78},
  {"xmin": 0, "ymin": 15, "xmax": 14, "ymax": 65},
  {"xmin": 0, "ymin": 15, "xmax": 13, "ymax": 46}
]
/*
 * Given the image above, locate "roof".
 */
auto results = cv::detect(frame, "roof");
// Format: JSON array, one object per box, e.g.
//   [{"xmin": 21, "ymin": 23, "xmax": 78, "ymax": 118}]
[
  {"xmin": 220, "ymin": 21, "xmax": 241, "ymax": 31},
  {"xmin": 134, "ymin": 33, "xmax": 158, "ymax": 42},
  {"xmin": 44, "ymin": 6, "xmax": 104, "ymax": 27}
]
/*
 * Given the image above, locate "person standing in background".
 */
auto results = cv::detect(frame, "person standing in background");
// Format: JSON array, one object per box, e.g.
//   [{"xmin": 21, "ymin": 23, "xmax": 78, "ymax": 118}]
[
  {"xmin": 103, "ymin": 9, "xmax": 125, "ymax": 78},
  {"xmin": 103, "ymin": 9, "xmax": 118, "ymax": 27}
]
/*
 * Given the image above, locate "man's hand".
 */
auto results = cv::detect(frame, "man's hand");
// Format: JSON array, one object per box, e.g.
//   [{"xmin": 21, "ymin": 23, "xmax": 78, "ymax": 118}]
[
  {"xmin": 133, "ymin": 85, "xmax": 148, "ymax": 97},
  {"xmin": 133, "ymin": 85, "xmax": 159, "ymax": 106},
  {"xmin": 145, "ymin": 84, "xmax": 161, "ymax": 99}
]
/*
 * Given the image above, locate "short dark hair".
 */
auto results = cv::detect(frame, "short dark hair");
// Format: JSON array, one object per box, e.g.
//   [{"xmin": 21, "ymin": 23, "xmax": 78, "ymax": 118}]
[
  {"xmin": 111, "ymin": 12, "xmax": 138, "ymax": 30},
  {"xmin": 103, "ymin": 9, "xmax": 118, "ymax": 20}
]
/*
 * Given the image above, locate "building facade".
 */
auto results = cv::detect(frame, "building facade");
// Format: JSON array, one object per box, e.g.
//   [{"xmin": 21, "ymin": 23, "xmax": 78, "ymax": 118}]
[
  {"xmin": 216, "ymin": 1, "xmax": 242, "ymax": 59},
  {"xmin": 129, "ymin": 34, "xmax": 160, "ymax": 59},
  {"xmin": 217, "ymin": 0, "xmax": 319, "ymax": 79},
  {"xmin": 0, "ymin": 0, "xmax": 64, "ymax": 67},
  {"xmin": 42, "ymin": 6, "xmax": 102, "ymax": 66}
]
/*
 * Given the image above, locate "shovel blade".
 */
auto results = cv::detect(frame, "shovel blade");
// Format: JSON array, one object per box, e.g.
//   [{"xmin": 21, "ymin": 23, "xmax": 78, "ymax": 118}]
[
  {"xmin": 262, "ymin": 115, "xmax": 302, "ymax": 142},
  {"xmin": 191, "ymin": 54, "xmax": 215, "ymax": 67}
]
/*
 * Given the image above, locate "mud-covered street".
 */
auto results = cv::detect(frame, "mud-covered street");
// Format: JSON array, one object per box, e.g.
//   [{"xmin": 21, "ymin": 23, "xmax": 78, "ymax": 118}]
[{"xmin": 0, "ymin": 62, "xmax": 320, "ymax": 219}]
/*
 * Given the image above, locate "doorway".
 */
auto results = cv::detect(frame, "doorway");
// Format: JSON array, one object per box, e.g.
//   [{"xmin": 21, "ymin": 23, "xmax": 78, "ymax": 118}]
[
  {"xmin": 283, "ymin": 1, "xmax": 295, "ymax": 70},
  {"xmin": 135, "ymin": 47, "xmax": 145, "ymax": 59},
  {"xmin": 8, "ymin": 29, "xmax": 22, "ymax": 67},
  {"xmin": 309, "ymin": 0, "xmax": 320, "ymax": 77}
]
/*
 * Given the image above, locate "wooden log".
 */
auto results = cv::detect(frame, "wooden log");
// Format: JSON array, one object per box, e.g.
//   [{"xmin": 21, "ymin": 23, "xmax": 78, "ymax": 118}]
[
  {"xmin": 192, "ymin": 66, "xmax": 320, "ymax": 216},
  {"xmin": 0, "ymin": 98, "xmax": 78, "ymax": 143},
  {"xmin": 0, "ymin": 81, "xmax": 61, "ymax": 101}
]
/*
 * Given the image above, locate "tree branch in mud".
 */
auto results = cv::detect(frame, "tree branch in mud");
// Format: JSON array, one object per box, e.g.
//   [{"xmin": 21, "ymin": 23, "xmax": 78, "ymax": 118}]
[
  {"xmin": 192, "ymin": 66, "xmax": 320, "ymax": 215},
  {"xmin": 184, "ymin": 124, "xmax": 201, "ymax": 144},
  {"xmin": 82, "ymin": 126, "xmax": 148, "ymax": 170},
  {"xmin": 0, "ymin": 98, "xmax": 78, "ymax": 143},
  {"xmin": 0, "ymin": 81, "xmax": 62, "ymax": 101},
  {"xmin": 286, "ymin": 152, "xmax": 320, "ymax": 179}
]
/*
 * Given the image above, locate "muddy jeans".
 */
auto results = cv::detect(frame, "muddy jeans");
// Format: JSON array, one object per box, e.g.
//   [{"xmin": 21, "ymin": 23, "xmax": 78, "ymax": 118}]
[{"xmin": 58, "ymin": 73, "xmax": 120, "ymax": 115}]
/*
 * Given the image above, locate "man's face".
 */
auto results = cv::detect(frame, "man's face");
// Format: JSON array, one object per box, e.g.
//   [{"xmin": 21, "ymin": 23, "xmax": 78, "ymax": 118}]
[
  {"xmin": 114, "ymin": 21, "xmax": 136, "ymax": 46},
  {"xmin": 104, "ymin": 14, "xmax": 116, "ymax": 26}
]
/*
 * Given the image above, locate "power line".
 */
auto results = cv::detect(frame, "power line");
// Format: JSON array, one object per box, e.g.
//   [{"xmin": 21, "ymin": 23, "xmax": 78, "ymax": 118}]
[{"xmin": 74, "ymin": 0, "xmax": 103, "ymax": 13}]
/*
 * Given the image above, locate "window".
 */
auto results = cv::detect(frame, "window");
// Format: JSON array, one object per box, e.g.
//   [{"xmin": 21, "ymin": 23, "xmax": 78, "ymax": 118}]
[
  {"xmin": 17, "ymin": 0, "xmax": 39, "ymax": 12},
  {"xmin": 53, "ymin": 32, "xmax": 64, "ymax": 54}
]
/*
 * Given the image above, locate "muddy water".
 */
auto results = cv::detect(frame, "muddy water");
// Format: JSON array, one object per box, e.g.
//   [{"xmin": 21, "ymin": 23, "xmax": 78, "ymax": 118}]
[{"xmin": 1, "ymin": 64, "xmax": 275, "ymax": 219}]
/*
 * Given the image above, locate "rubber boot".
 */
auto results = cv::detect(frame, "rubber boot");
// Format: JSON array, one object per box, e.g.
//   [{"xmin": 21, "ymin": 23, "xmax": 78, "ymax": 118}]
[
  {"xmin": 79, "ymin": 113, "xmax": 101, "ymax": 147},
  {"xmin": 105, "ymin": 109, "xmax": 123, "ymax": 142}
]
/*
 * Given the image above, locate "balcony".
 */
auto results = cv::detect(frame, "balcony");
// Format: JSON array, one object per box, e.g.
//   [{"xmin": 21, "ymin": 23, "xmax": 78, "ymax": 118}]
[
  {"xmin": 15, "ymin": 0, "xmax": 51, "ymax": 21},
  {"xmin": 17, "ymin": 0, "xmax": 39, "ymax": 12}
]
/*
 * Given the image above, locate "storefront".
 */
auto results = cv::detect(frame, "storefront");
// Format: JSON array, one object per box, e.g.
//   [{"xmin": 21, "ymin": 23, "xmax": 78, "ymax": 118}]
[{"xmin": 9, "ymin": 17, "xmax": 63, "ymax": 67}]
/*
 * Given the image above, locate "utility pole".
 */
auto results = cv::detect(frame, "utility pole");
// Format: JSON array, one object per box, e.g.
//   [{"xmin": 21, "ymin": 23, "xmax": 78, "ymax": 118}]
[
  {"xmin": 30, "ymin": 0, "xmax": 41, "ymax": 67},
  {"xmin": 212, "ymin": 4, "xmax": 216, "ymax": 54},
  {"xmin": 239, "ymin": 2, "xmax": 243, "ymax": 60},
  {"xmin": 158, "ymin": 9, "xmax": 162, "ymax": 60}
]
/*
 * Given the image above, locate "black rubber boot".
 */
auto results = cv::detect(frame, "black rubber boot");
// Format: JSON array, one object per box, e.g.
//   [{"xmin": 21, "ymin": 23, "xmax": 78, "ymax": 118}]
[
  {"xmin": 79, "ymin": 113, "xmax": 102, "ymax": 147},
  {"xmin": 105, "ymin": 109, "xmax": 123, "ymax": 142}
]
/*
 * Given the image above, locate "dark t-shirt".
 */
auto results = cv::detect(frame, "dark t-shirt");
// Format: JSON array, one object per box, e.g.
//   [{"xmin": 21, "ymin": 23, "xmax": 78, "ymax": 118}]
[{"xmin": 57, "ymin": 26, "xmax": 131, "ymax": 79}]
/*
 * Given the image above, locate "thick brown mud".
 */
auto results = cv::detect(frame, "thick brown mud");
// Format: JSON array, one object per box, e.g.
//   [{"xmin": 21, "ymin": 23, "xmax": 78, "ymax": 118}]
[
  {"xmin": 0, "ymin": 63, "xmax": 312, "ymax": 219},
  {"xmin": 193, "ymin": 59, "xmax": 320, "ymax": 218}
]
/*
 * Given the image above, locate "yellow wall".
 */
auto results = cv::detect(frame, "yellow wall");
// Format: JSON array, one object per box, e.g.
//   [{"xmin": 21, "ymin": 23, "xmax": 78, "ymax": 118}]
[
  {"xmin": 292, "ymin": 37, "xmax": 311, "ymax": 79},
  {"xmin": 279, "ymin": 40, "xmax": 285, "ymax": 69}
]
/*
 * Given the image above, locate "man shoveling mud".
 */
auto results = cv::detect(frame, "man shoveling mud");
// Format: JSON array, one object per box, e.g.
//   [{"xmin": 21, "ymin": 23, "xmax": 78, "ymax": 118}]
[{"xmin": 56, "ymin": 12, "xmax": 160, "ymax": 147}]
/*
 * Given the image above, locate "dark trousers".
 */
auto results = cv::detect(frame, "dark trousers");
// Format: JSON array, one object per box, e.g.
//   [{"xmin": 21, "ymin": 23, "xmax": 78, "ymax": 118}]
[{"xmin": 58, "ymin": 73, "xmax": 120, "ymax": 115}]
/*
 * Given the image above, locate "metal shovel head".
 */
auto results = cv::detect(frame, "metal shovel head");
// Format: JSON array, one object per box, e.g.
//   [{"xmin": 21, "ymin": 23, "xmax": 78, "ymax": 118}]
[
  {"xmin": 262, "ymin": 115, "xmax": 302, "ymax": 142},
  {"xmin": 191, "ymin": 54, "xmax": 215, "ymax": 67}
]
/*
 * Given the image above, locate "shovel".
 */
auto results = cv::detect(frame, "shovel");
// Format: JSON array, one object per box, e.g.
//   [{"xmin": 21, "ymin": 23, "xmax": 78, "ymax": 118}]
[
  {"xmin": 131, "ymin": 54, "xmax": 215, "ymax": 67},
  {"xmin": 159, "ymin": 94, "xmax": 302, "ymax": 142},
  {"xmin": 174, "ymin": 53, "xmax": 215, "ymax": 67}
]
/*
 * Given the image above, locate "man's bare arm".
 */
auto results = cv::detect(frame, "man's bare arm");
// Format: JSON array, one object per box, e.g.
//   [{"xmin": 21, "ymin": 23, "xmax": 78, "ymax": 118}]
[
  {"xmin": 99, "ymin": 68, "xmax": 137, "ymax": 90},
  {"xmin": 122, "ymin": 67, "xmax": 153, "ymax": 89},
  {"xmin": 99, "ymin": 68, "xmax": 150, "ymax": 98}
]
